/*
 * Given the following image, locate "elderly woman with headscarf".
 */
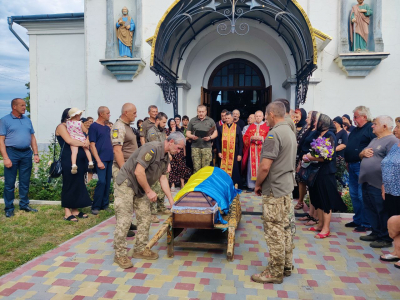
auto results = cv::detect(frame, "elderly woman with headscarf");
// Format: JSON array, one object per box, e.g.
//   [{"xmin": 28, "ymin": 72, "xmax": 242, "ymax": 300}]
[
  {"xmin": 303, "ymin": 114, "xmax": 347, "ymax": 239},
  {"xmin": 293, "ymin": 108, "xmax": 307, "ymax": 208},
  {"xmin": 296, "ymin": 112, "xmax": 320, "ymax": 225}
]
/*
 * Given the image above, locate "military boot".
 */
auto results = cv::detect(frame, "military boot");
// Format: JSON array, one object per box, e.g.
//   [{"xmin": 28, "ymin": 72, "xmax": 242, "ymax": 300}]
[
  {"xmin": 132, "ymin": 249, "xmax": 159, "ymax": 260},
  {"xmin": 114, "ymin": 255, "xmax": 133, "ymax": 269},
  {"xmin": 251, "ymin": 270, "xmax": 283, "ymax": 284},
  {"xmin": 284, "ymin": 266, "xmax": 294, "ymax": 277}
]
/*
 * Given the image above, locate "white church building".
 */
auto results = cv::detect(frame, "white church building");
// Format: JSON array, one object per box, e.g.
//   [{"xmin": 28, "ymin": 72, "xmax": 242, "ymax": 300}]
[{"xmin": 8, "ymin": 0, "xmax": 399, "ymax": 147}]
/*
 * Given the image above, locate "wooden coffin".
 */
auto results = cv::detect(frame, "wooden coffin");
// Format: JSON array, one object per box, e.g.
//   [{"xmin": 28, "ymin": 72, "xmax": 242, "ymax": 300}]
[{"xmin": 172, "ymin": 191, "xmax": 218, "ymax": 229}]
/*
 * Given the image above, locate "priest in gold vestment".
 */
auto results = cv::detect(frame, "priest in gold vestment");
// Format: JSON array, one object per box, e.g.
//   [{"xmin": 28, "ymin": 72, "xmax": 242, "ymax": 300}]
[
  {"xmin": 242, "ymin": 111, "xmax": 269, "ymax": 192},
  {"xmin": 216, "ymin": 112, "xmax": 243, "ymax": 187}
]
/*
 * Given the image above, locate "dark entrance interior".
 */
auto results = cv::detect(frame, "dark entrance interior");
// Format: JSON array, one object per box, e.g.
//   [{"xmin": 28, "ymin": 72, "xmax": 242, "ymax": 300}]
[{"xmin": 201, "ymin": 59, "xmax": 271, "ymax": 122}]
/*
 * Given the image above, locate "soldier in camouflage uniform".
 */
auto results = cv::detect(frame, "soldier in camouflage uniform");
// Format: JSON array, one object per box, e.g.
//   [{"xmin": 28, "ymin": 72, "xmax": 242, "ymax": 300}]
[
  {"xmin": 186, "ymin": 105, "xmax": 218, "ymax": 173},
  {"xmin": 252, "ymin": 102, "xmax": 297, "ymax": 284},
  {"xmin": 113, "ymin": 133, "xmax": 185, "ymax": 269},
  {"xmin": 139, "ymin": 105, "xmax": 158, "ymax": 146},
  {"xmin": 146, "ymin": 112, "xmax": 169, "ymax": 222},
  {"xmin": 111, "ymin": 103, "xmax": 138, "ymax": 237}
]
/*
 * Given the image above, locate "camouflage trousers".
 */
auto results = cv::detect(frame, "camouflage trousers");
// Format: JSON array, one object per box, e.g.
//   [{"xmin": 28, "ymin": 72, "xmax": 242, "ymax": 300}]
[
  {"xmin": 262, "ymin": 193, "xmax": 293, "ymax": 277},
  {"xmin": 113, "ymin": 163, "xmax": 135, "ymax": 223},
  {"xmin": 150, "ymin": 178, "xmax": 166, "ymax": 215},
  {"xmin": 113, "ymin": 179, "xmax": 152, "ymax": 257},
  {"xmin": 191, "ymin": 148, "xmax": 213, "ymax": 173}
]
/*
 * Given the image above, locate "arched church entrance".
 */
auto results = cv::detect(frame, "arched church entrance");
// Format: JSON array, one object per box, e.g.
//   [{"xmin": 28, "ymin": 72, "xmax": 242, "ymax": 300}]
[{"xmin": 201, "ymin": 58, "xmax": 271, "ymax": 121}]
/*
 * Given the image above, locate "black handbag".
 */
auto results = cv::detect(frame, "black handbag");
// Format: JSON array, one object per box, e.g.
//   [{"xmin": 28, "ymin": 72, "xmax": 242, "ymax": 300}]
[
  {"xmin": 297, "ymin": 163, "xmax": 320, "ymax": 187},
  {"xmin": 49, "ymin": 133, "xmax": 64, "ymax": 179}
]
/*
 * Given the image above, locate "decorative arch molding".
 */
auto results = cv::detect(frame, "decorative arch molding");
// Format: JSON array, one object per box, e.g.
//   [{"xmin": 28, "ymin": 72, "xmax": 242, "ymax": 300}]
[{"xmin": 148, "ymin": 0, "xmax": 326, "ymax": 113}]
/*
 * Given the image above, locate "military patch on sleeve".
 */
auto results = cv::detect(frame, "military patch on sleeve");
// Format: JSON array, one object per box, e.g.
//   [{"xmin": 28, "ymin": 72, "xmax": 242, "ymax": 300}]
[
  {"xmin": 268, "ymin": 135, "xmax": 274, "ymax": 139},
  {"xmin": 112, "ymin": 129, "xmax": 119, "ymax": 139},
  {"xmin": 144, "ymin": 149, "xmax": 155, "ymax": 162}
]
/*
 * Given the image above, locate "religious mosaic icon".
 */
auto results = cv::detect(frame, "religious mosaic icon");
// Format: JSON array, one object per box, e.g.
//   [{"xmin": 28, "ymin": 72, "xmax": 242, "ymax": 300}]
[
  {"xmin": 350, "ymin": 0, "xmax": 373, "ymax": 52},
  {"xmin": 116, "ymin": 6, "xmax": 135, "ymax": 58}
]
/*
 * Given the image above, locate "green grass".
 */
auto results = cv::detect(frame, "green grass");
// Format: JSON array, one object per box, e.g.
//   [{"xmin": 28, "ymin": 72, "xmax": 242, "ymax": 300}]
[{"xmin": 0, "ymin": 204, "xmax": 114, "ymax": 277}]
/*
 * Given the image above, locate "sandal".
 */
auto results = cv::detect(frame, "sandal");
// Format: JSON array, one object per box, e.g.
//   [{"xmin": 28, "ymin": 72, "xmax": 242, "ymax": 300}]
[
  {"xmin": 74, "ymin": 212, "xmax": 88, "ymax": 219},
  {"xmin": 305, "ymin": 217, "xmax": 319, "ymax": 226},
  {"xmin": 309, "ymin": 227, "xmax": 322, "ymax": 232},
  {"xmin": 315, "ymin": 231, "xmax": 330, "ymax": 239},
  {"xmin": 395, "ymin": 262, "xmax": 400, "ymax": 269},
  {"xmin": 298, "ymin": 214, "xmax": 311, "ymax": 221},
  {"xmin": 294, "ymin": 202, "xmax": 304, "ymax": 210},
  {"xmin": 64, "ymin": 215, "xmax": 78, "ymax": 222},
  {"xmin": 380, "ymin": 254, "xmax": 400, "ymax": 262}
]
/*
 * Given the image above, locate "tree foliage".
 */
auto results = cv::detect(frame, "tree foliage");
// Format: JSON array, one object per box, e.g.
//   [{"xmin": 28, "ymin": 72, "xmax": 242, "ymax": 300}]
[{"xmin": 24, "ymin": 82, "xmax": 30, "ymax": 118}]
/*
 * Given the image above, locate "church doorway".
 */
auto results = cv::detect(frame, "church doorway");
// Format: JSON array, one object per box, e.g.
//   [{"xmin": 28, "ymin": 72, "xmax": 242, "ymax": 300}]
[{"xmin": 201, "ymin": 59, "xmax": 271, "ymax": 122}]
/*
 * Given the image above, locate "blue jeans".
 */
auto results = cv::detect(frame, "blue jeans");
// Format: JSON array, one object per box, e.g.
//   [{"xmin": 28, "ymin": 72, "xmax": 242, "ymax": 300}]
[
  {"xmin": 92, "ymin": 161, "xmax": 112, "ymax": 210},
  {"xmin": 362, "ymin": 183, "xmax": 391, "ymax": 242},
  {"xmin": 4, "ymin": 148, "xmax": 33, "ymax": 212},
  {"xmin": 348, "ymin": 162, "xmax": 370, "ymax": 227}
]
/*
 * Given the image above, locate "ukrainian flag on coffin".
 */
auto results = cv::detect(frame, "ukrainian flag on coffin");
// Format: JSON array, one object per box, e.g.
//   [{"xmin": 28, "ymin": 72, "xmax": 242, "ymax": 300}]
[{"xmin": 174, "ymin": 166, "xmax": 241, "ymax": 224}]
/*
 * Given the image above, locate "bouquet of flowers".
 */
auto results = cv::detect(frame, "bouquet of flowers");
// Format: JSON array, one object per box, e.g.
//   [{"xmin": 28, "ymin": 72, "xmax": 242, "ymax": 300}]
[{"xmin": 310, "ymin": 137, "xmax": 335, "ymax": 160}]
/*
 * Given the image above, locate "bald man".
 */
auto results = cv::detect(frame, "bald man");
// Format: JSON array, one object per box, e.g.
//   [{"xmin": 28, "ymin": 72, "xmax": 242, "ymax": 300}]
[
  {"xmin": 232, "ymin": 109, "xmax": 246, "ymax": 131},
  {"xmin": 111, "ymin": 103, "xmax": 138, "ymax": 235},
  {"xmin": 89, "ymin": 106, "xmax": 113, "ymax": 215}
]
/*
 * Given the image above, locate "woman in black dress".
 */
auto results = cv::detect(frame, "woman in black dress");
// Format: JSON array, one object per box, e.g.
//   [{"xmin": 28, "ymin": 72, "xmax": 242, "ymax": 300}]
[
  {"xmin": 166, "ymin": 119, "xmax": 191, "ymax": 191},
  {"xmin": 56, "ymin": 108, "xmax": 92, "ymax": 221},
  {"xmin": 303, "ymin": 114, "xmax": 347, "ymax": 238}
]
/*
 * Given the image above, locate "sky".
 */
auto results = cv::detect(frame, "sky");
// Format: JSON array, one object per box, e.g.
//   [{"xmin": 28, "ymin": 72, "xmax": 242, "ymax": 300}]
[{"xmin": 0, "ymin": 0, "xmax": 84, "ymax": 118}]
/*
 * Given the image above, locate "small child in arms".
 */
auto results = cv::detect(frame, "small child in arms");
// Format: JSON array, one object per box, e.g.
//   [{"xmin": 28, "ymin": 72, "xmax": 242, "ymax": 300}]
[{"xmin": 66, "ymin": 108, "xmax": 94, "ymax": 174}]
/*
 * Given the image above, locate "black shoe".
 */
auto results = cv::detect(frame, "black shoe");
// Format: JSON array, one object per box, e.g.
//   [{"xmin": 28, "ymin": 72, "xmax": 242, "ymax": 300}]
[
  {"xmin": 345, "ymin": 221, "xmax": 359, "ymax": 228},
  {"xmin": 5, "ymin": 211, "xmax": 14, "ymax": 218},
  {"xmin": 245, "ymin": 188, "xmax": 254, "ymax": 193},
  {"xmin": 130, "ymin": 223, "xmax": 137, "ymax": 231},
  {"xmin": 370, "ymin": 240, "xmax": 392, "ymax": 248},
  {"xmin": 20, "ymin": 205, "xmax": 38, "ymax": 213},
  {"xmin": 91, "ymin": 209, "xmax": 99, "ymax": 215},
  {"xmin": 360, "ymin": 233, "xmax": 378, "ymax": 241},
  {"xmin": 127, "ymin": 230, "xmax": 135, "ymax": 237},
  {"xmin": 354, "ymin": 226, "xmax": 371, "ymax": 233}
]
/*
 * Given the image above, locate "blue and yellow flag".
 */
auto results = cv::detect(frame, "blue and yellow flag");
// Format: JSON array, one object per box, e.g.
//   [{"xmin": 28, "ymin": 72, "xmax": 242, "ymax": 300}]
[{"xmin": 174, "ymin": 167, "xmax": 241, "ymax": 224}]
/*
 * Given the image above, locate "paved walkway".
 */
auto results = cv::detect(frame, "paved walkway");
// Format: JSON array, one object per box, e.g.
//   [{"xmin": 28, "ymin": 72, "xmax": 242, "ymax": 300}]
[{"xmin": 0, "ymin": 193, "xmax": 399, "ymax": 300}]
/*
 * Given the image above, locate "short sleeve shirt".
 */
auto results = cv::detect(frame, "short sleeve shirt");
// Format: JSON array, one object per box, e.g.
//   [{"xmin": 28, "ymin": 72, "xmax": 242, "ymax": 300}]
[
  {"xmin": 111, "ymin": 119, "xmax": 138, "ymax": 162},
  {"xmin": 116, "ymin": 141, "xmax": 170, "ymax": 197},
  {"xmin": 89, "ymin": 122, "xmax": 114, "ymax": 162},
  {"xmin": 187, "ymin": 116, "xmax": 216, "ymax": 149},
  {"xmin": 147, "ymin": 125, "xmax": 166, "ymax": 143},
  {"xmin": 260, "ymin": 121, "xmax": 297, "ymax": 198},
  {"xmin": 335, "ymin": 129, "xmax": 348, "ymax": 158},
  {"xmin": 140, "ymin": 119, "xmax": 155, "ymax": 140},
  {"xmin": 0, "ymin": 113, "xmax": 34, "ymax": 149},
  {"xmin": 359, "ymin": 135, "xmax": 399, "ymax": 189}
]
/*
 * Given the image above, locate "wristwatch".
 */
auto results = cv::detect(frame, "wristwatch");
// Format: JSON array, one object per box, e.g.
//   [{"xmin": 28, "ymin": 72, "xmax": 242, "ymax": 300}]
[{"xmin": 34, "ymin": 154, "xmax": 39, "ymax": 156}]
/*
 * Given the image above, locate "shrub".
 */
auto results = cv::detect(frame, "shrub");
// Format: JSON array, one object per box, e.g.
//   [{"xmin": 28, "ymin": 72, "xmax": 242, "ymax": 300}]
[{"xmin": 86, "ymin": 179, "xmax": 114, "ymax": 202}]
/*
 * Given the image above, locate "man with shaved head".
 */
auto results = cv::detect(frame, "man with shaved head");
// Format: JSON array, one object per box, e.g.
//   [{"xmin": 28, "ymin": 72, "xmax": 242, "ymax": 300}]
[
  {"xmin": 89, "ymin": 106, "xmax": 113, "ymax": 215},
  {"xmin": 252, "ymin": 102, "xmax": 296, "ymax": 284},
  {"xmin": 232, "ymin": 109, "xmax": 246, "ymax": 131},
  {"xmin": 111, "ymin": 103, "xmax": 138, "ymax": 236},
  {"xmin": 242, "ymin": 110, "xmax": 269, "ymax": 192}
]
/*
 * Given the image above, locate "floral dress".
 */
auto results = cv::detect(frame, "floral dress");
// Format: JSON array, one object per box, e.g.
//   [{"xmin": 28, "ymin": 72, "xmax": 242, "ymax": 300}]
[
  {"xmin": 166, "ymin": 129, "xmax": 192, "ymax": 186},
  {"xmin": 66, "ymin": 120, "xmax": 86, "ymax": 142}
]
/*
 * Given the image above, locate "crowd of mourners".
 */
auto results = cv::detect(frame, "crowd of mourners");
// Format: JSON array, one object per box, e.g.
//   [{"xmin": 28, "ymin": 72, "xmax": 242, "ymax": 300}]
[{"xmin": 1, "ymin": 98, "xmax": 400, "ymax": 271}]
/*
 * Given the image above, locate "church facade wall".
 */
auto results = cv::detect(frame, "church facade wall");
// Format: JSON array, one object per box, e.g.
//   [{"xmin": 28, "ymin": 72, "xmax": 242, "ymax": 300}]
[{"xmin": 21, "ymin": 0, "xmax": 400, "ymax": 145}]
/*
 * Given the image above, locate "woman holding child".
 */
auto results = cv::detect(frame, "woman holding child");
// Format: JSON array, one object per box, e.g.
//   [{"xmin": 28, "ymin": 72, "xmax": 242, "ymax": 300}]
[{"xmin": 55, "ymin": 108, "xmax": 92, "ymax": 221}]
